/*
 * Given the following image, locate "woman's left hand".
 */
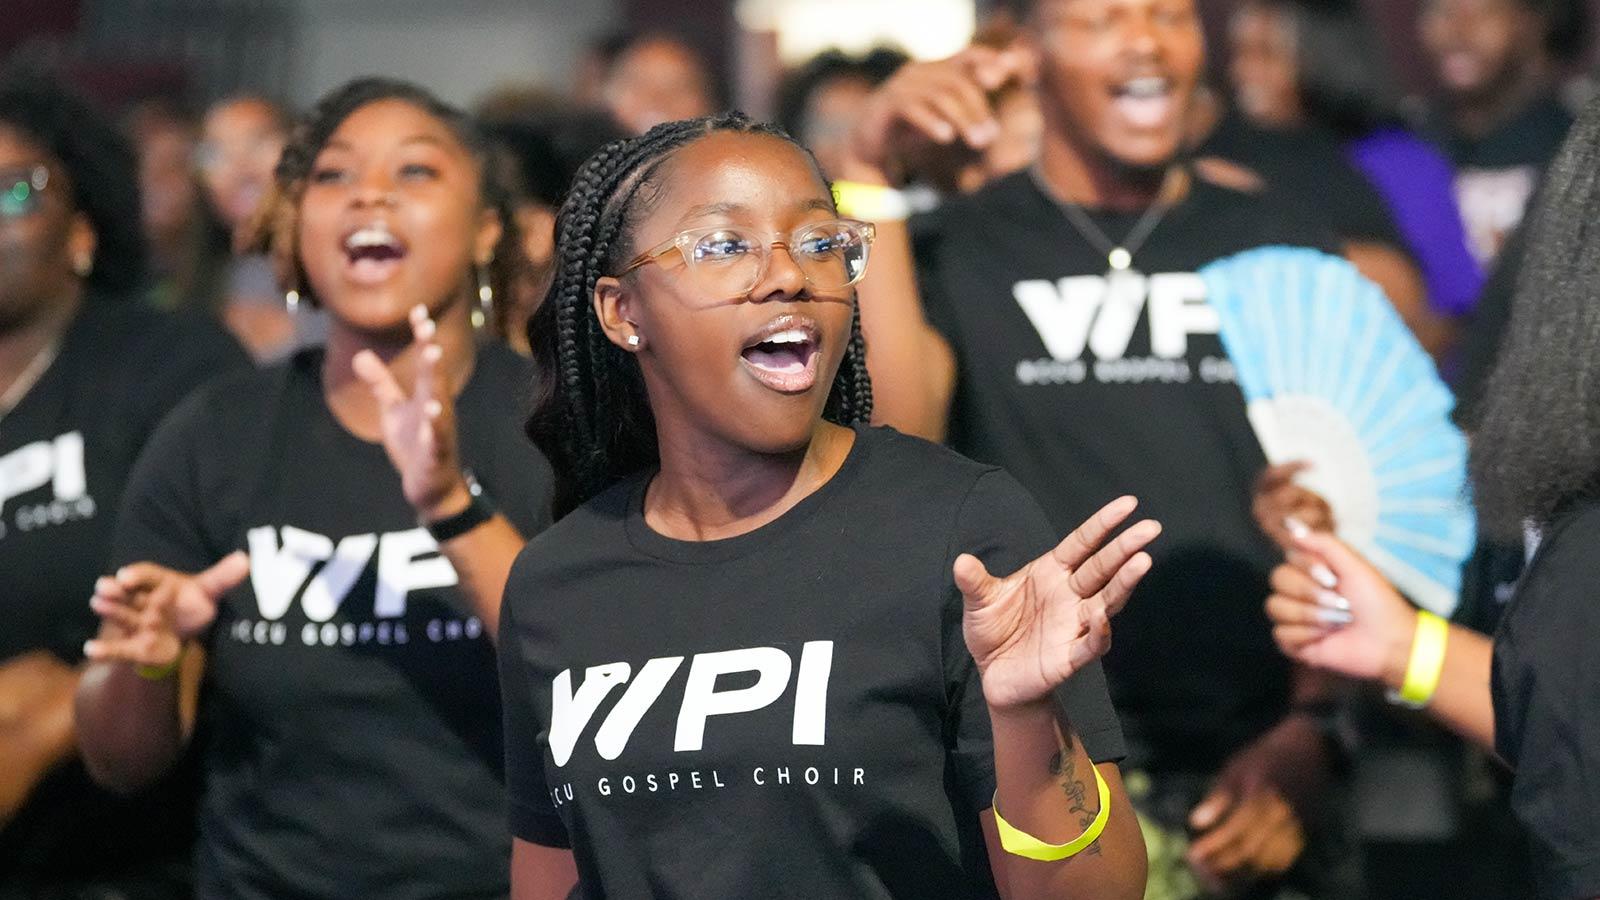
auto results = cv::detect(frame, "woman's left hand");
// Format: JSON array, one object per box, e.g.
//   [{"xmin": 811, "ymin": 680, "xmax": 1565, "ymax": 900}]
[
  {"xmin": 957, "ymin": 496, "xmax": 1160, "ymax": 711},
  {"xmin": 353, "ymin": 305, "xmax": 470, "ymax": 521}
]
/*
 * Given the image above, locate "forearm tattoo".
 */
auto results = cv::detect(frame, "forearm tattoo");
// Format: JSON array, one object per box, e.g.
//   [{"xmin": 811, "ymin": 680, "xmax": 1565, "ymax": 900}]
[{"xmin": 1048, "ymin": 732, "xmax": 1102, "ymax": 856}]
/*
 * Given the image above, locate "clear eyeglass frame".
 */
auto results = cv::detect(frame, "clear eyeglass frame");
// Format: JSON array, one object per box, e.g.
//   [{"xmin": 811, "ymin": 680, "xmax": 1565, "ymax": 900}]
[{"xmin": 619, "ymin": 217, "xmax": 876, "ymax": 298}]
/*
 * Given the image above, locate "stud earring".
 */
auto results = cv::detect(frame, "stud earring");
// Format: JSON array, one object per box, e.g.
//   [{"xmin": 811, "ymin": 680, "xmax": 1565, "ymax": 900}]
[
  {"xmin": 626, "ymin": 334, "xmax": 641, "ymax": 348},
  {"xmin": 72, "ymin": 254, "xmax": 94, "ymax": 277},
  {"xmin": 285, "ymin": 289, "xmax": 301, "ymax": 315}
]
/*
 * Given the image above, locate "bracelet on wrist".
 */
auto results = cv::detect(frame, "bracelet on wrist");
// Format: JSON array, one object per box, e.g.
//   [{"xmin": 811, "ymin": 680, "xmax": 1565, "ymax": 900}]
[
  {"xmin": 1388, "ymin": 609, "xmax": 1449, "ymax": 709},
  {"xmin": 136, "ymin": 645, "xmax": 186, "ymax": 681},
  {"xmin": 833, "ymin": 179, "xmax": 912, "ymax": 222},
  {"xmin": 991, "ymin": 763, "xmax": 1112, "ymax": 862}
]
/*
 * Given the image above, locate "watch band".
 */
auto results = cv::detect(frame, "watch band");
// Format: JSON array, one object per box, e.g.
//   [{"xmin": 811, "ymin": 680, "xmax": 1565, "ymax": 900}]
[{"xmin": 425, "ymin": 483, "xmax": 496, "ymax": 543}]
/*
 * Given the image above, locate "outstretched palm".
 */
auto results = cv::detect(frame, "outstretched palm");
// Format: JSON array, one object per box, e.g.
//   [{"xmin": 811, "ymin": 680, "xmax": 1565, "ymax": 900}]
[
  {"xmin": 352, "ymin": 304, "xmax": 465, "ymax": 516},
  {"xmin": 958, "ymin": 496, "xmax": 1161, "ymax": 710}
]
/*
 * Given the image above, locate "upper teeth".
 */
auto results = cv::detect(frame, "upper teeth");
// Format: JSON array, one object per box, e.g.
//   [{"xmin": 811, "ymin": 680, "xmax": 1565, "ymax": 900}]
[
  {"xmin": 347, "ymin": 227, "xmax": 397, "ymax": 250},
  {"xmin": 1122, "ymin": 77, "xmax": 1169, "ymax": 98},
  {"xmin": 763, "ymin": 329, "xmax": 808, "ymax": 345}
]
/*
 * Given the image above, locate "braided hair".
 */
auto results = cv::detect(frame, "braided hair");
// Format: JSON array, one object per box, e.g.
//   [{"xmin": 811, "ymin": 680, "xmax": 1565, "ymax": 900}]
[
  {"xmin": 250, "ymin": 77, "xmax": 526, "ymax": 336},
  {"xmin": 527, "ymin": 112, "xmax": 873, "ymax": 519}
]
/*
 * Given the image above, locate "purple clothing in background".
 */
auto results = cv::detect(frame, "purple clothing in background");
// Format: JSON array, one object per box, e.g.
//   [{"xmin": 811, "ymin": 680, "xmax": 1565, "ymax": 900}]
[{"xmin": 1346, "ymin": 127, "xmax": 1485, "ymax": 317}]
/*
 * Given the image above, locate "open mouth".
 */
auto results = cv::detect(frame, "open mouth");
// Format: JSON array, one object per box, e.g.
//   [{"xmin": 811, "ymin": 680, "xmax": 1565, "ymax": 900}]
[
  {"xmin": 1110, "ymin": 76, "xmax": 1176, "ymax": 130},
  {"xmin": 739, "ymin": 316, "xmax": 822, "ymax": 394},
  {"xmin": 342, "ymin": 223, "xmax": 408, "ymax": 285}
]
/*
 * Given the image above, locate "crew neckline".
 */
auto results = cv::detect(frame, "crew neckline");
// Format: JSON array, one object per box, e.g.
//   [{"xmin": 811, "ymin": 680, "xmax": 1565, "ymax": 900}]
[{"xmin": 623, "ymin": 423, "xmax": 875, "ymax": 565}]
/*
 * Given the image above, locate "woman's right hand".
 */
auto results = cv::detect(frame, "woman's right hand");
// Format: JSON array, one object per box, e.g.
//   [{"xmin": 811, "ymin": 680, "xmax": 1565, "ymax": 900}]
[
  {"xmin": 1265, "ymin": 530, "xmax": 1418, "ymax": 688},
  {"xmin": 83, "ymin": 553, "xmax": 250, "ymax": 669}
]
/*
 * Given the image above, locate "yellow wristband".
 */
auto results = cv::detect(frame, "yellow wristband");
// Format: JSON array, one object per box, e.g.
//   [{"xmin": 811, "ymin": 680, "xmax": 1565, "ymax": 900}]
[
  {"xmin": 1397, "ymin": 610, "xmax": 1449, "ymax": 708},
  {"xmin": 135, "ymin": 646, "xmax": 185, "ymax": 682},
  {"xmin": 992, "ymin": 763, "xmax": 1112, "ymax": 862},
  {"xmin": 832, "ymin": 180, "xmax": 911, "ymax": 222}
]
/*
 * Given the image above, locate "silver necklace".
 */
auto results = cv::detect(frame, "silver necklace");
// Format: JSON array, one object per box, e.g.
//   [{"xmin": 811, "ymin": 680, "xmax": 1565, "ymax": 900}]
[
  {"xmin": 0, "ymin": 337, "xmax": 62, "ymax": 424},
  {"xmin": 1030, "ymin": 165, "xmax": 1182, "ymax": 276}
]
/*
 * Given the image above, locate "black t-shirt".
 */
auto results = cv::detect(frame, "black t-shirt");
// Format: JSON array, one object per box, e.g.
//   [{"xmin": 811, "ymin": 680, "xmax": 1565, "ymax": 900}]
[
  {"xmin": 1199, "ymin": 111, "xmax": 1406, "ymax": 249},
  {"xmin": 1492, "ymin": 499, "xmax": 1600, "ymax": 900},
  {"xmin": 915, "ymin": 171, "xmax": 1334, "ymax": 775},
  {"xmin": 113, "ymin": 344, "xmax": 554, "ymax": 900},
  {"xmin": 1429, "ymin": 94, "xmax": 1572, "ymax": 264},
  {"xmin": 0, "ymin": 300, "xmax": 246, "ymax": 889},
  {"xmin": 500, "ymin": 425, "xmax": 1124, "ymax": 900}
]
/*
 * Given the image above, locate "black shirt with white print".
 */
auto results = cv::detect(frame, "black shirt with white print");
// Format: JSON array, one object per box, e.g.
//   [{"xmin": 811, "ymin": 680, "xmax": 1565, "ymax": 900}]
[
  {"xmin": 0, "ymin": 299, "xmax": 246, "ymax": 891},
  {"xmin": 112, "ymin": 343, "xmax": 553, "ymax": 900},
  {"xmin": 500, "ymin": 425, "xmax": 1125, "ymax": 900},
  {"xmin": 914, "ymin": 170, "xmax": 1334, "ymax": 779}
]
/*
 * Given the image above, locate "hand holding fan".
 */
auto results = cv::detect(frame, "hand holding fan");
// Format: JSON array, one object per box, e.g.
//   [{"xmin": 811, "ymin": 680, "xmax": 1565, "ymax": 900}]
[{"xmin": 1198, "ymin": 246, "xmax": 1474, "ymax": 617}]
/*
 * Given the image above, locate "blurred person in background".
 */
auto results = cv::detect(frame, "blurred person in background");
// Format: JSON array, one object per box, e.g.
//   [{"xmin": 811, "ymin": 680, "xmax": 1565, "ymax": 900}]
[
  {"xmin": 482, "ymin": 106, "xmax": 625, "ymax": 354},
  {"xmin": 1420, "ymin": 0, "xmax": 1587, "ymax": 265},
  {"xmin": 776, "ymin": 48, "xmax": 910, "ymax": 180},
  {"xmin": 1226, "ymin": 0, "xmax": 1482, "ymax": 361},
  {"xmin": 0, "ymin": 74, "xmax": 247, "ymax": 900},
  {"xmin": 196, "ymin": 94, "xmax": 324, "ymax": 360},
  {"xmin": 123, "ymin": 98, "xmax": 229, "ymax": 314},
  {"xmin": 842, "ymin": 0, "xmax": 1359, "ymax": 896},
  {"xmin": 595, "ymin": 31, "xmax": 717, "ymax": 136},
  {"xmin": 73, "ymin": 78, "xmax": 554, "ymax": 900}
]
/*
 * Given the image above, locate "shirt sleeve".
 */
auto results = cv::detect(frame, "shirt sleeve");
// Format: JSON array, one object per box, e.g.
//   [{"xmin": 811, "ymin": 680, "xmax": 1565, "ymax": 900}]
[
  {"xmin": 499, "ymin": 551, "xmax": 572, "ymax": 848},
  {"xmin": 131, "ymin": 314, "xmax": 250, "ymax": 439},
  {"xmin": 111, "ymin": 386, "xmax": 230, "ymax": 573},
  {"xmin": 1493, "ymin": 533, "xmax": 1600, "ymax": 899},
  {"xmin": 942, "ymin": 469, "xmax": 1129, "ymax": 814}
]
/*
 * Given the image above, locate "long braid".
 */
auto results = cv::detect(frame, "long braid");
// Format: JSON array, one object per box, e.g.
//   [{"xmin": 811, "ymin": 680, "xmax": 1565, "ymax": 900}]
[{"xmin": 528, "ymin": 112, "xmax": 875, "ymax": 519}]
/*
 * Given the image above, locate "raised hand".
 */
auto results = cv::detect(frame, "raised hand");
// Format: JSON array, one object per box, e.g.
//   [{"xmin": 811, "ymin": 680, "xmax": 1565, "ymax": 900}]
[
  {"xmin": 83, "ymin": 553, "xmax": 250, "ymax": 668},
  {"xmin": 352, "ymin": 304, "xmax": 469, "ymax": 520},
  {"xmin": 849, "ymin": 45, "xmax": 1035, "ymax": 174},
  {"xmin": 956, "ymin": 496, "xmax": 1160, "ymax": 711},
  {"xmin": 1266, "ymin": 529, "xmax": 1418, "ymax": 684},
  {"xmin": 1251, "ymin": 461, "xmax": 1335, "ymax": 550}
]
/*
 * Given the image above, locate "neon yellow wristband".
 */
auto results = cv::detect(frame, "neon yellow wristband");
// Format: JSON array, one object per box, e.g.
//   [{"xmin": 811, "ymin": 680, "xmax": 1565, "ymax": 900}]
[
  {"xmin": 135, "ymin": 646, "xmax": 185, "ymax": 682},
  {"xmin": 832, "ymin": 180, "xmax": 911, "ymax": 222},
  {"xmin": 1396, "ymin": 610, "xmax": 1449, "ymax": 708},
  {"xmin": 992, "ymin": 763, "xmax": 1112, "ymax": 862}
]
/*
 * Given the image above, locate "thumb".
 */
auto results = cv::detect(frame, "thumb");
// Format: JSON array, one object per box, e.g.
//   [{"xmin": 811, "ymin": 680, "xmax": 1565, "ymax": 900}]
[
  {"xmin": 195, "ymin": 551, "xmax": 250, "ymax": 599},
  {"xmin": 1189, "ymin": 787, "xmax": 1234, "ymax": 831},
  {"xmin": 952, "ymin": 553, "xmax": 1000, "ymax": 608}
]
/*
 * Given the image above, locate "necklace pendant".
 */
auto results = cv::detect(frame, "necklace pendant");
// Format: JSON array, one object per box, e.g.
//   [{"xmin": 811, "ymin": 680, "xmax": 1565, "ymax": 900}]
[{"xmin": 1108, "ymin": 247, "xmax": 1133, "ymax": 271}]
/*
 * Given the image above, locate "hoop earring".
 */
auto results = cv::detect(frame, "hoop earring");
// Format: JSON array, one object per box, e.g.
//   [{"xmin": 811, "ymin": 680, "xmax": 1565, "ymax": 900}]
[
  {"xmin": 285, "ymin": 289, "xmax": 300, "ymax": 315},
  {"xmin": 473, "ymin": 265, "xmax": 493, "ymax": 330}
]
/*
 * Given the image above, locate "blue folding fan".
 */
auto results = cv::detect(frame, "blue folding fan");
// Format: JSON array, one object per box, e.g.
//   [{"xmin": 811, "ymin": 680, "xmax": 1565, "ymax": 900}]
[{"xmin": 1198, "ymin": 246, "xmax": 1474, "ymax": 617}]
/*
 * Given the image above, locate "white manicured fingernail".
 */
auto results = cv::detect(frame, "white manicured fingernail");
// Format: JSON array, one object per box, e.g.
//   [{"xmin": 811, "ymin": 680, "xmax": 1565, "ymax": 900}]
[
  {"xmin": 1284, "ymin": 516, "xmax": 1311, "ymax": 540},
  {"xmin": 1316, "ymin": 607, "xmax": 1354, "ymax": 626},
  {"xmin": 1310, "ymin": 563, "xmax": 1338, "ymax": 590},
  {"xmin": 1315, "ymin": 589, "xmax": 1351, "ymax": 612}
]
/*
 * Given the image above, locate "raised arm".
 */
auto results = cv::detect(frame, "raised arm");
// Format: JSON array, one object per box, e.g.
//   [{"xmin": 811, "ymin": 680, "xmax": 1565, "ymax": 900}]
[
  {"xmin": 958, "ymin": 496, "xmax": 1159, "ymax": 899},
  {"xmin": 840, "ymin": 46, "xmax": 1032, "ymax": 439},
  {"xmin": 1266, "ymin": 529, "xmax": 1496, "ymax": 752},
  {"xmin": 353, "ymin": 305, "xmax": 525, "ymax": 635},
  {"xmin": 76, "ymin": 554, "xmax": 246, "ymax": 791}
]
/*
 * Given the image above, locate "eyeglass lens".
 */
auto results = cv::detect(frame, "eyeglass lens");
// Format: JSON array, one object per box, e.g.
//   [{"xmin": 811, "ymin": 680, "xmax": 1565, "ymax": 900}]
[{"xmin": 686, "ymin": 221, "xmax": 870, "ymax": 297}]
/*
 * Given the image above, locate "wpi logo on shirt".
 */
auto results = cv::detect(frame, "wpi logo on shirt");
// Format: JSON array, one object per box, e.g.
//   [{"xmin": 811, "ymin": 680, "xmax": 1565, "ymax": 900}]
[
  {"xmin": 1010, "ymin": 272, "xmax": 1237, "ymax": 387},
  {"xmin": 231, "ymin": 525, "xmax": 483, "ymax": 650},
  {"xmin": 543, "ymin": 642, "xmax": 865, "ymax": 805},
  {"xmin": 0, "ymin": 431, "xmax": 95, "ymax": 541}
]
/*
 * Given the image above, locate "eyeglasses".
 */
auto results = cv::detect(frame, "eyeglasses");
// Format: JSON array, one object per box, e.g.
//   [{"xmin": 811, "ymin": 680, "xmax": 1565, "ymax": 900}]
[
  {"xmin": 0, "ymin": 166, "xmax": 49, "ymax": 220},
  {"xmin": 620, "ymin": 218, "xmax": 876, "ymax": 300}
]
